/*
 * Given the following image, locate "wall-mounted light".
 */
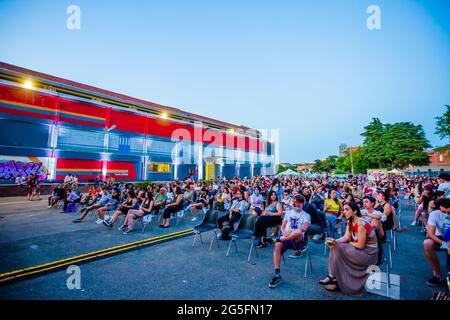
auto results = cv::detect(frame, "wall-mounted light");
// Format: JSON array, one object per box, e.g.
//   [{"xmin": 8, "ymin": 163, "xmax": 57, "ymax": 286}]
[
  {"xmin": 161, "ymin": 112, "xmax": 168, "ymax": 119},
  {"xmin": 107, "ymin": 124, "xmax": 116, "ymax": 132},
  {"xmin": 23, "ymin": 79, "xmax": 33, "ymax": 89}
]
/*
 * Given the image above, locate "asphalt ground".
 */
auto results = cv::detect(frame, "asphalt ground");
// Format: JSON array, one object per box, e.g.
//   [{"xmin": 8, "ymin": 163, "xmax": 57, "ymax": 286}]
[{"xmin": 0, "ymin": 196, "xmax": 447, "ymax": 300}]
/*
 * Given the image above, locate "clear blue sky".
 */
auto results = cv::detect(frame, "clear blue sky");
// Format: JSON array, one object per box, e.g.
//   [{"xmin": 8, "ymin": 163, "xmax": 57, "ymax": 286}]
[{"xmin": 1, "ymin": 0, "xmax": 449, "ymax": 163}]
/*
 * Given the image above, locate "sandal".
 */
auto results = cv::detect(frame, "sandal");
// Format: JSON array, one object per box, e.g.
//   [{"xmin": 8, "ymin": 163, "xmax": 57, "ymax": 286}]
[
  {"xmin": 319, "ymin": 275, "xmax": 337, "ymax": 285},
  {"xmin": 324, "ymin": 283, "xmax": 340, "ymax": 292},
  {"xmin": 256, "ymin": 242, "xmax": 268, "ymax": 249}
]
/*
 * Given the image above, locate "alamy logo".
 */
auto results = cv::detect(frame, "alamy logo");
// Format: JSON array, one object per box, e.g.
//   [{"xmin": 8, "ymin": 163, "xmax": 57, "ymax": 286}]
[
  {"xmin": 66, "ymin": 5, "xmax": 81, "ymax": 30},
  {"xmin": 366, "ymin": 5, "xmax": 381, "ymax": 30},
  {"xmin": 66, "ymin": 265, "xmax": 81, "ymax": 290},
  {"xmin": 365, "ymin": 265, "xmax": 382, "ymax": 290}
]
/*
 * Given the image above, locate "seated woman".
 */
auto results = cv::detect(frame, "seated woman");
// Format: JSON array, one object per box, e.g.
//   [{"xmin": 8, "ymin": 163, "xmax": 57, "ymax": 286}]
[
  {"xmin": 320, "ymin": 202, "xmax": 378, "ymax": 295},
  {"xmin": 324, "ymin": 190, "xmax": 342, "ymax": 238},
  {"xmin": 120, "ymin": 191, "xmax": 154, "ymax": 234},
  {"xmin": 362, "ymin": 196, "xmax": 384, "ymax": 239},
  {"xmin": 375, "ymin": 190, "xmax": 394, "ymax": 239},
  {"xmin": 191, "ymin": 187, "xmax": 210, "ymax": 222},
  {"xmin": 159, "ymin": 186, "xmax": 184, "ymax": 228},
  {"xmin": 103, "ymin": 191, "xmax": 138, "ymax": 228},
  {"xmin": 48, "ymin": 184, "xmax": 65, "ymax": 208},
  {"xmin": 253, "ymin": 191, "xmax": 284, "ymax": 248},
  {"xmin": 217, "ymin": 189, "xmax": 248, "ymax": 240},
  {"xmin": 95, "ymin": 188, "xmax": 121, "ymax": 224}
]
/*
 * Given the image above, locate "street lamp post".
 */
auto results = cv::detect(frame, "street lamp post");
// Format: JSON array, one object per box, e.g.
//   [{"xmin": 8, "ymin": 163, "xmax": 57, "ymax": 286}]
[{"xmin": 350, "ymin": 147, "xmax": 355, "ymax": 175}]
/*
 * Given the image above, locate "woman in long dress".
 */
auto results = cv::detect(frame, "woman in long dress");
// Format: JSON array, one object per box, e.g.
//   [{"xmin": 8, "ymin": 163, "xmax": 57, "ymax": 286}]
[{"xmin": 320, "ymin": 202, "xmax": 379, "ymax": 295}]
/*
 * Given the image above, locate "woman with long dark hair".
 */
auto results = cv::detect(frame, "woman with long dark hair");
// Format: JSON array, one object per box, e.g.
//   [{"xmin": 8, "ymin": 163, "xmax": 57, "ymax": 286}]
[
  {"xmin": 160, "ymin": 186, "xmax": 184, "ymax": 228},
  {"xmin": 253, "ymin": 190, "xmax": 283, "ymax": 248},
  {"xmin": 323, "ymin": 190, "xmax": 342, "ymax": 238},
  {"xmin": 320, "ymin": 202, "xmax": 378, "ymax": 295},
  {"xmin": 121, "ymin": 191, "xmax": 154, "ymax": 234},
  {"xmin": 103, "ymin": 191, "xmax": 138, "ymax": 228}
]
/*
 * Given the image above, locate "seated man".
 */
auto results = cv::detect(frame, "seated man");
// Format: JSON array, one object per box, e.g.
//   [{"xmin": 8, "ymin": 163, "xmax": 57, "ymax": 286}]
[
  {"xmin": 423, "ymin": 198, "xmax": 450, "ymax": 287},
  {"xmin": 61, "ymin": 188, "xmax": 81, "ymax": 212},
  {"xmin": 268, "ymin": 194, "xmax": 311, "ymax": 288},
  {"xmin": 95, "ymin": 188, "xmax": 121, "ymax": 224},
  {"xmin": 290, "ymin": 201, "xmax": 325, "ymax": 257},
  {"xmin": 153, "ymin": 187, "xmax": 168, "ymax": 212},
  {"xmin": 73, "ymin": 188, "xmax": 111, "ymax": 222}
]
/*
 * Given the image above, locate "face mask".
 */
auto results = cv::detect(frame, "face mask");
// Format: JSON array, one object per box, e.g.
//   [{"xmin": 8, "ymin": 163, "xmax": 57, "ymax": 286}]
[
  {"xmin": 255, "ymin": 190, "xmax": 259, "ymax": 195},
  {"xmin": 293, "ymin": 207, "xmax": 300, "ymax": 211}
]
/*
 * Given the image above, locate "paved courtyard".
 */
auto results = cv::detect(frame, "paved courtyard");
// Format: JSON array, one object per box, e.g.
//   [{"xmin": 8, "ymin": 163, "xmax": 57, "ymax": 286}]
[{"xmin": 0, "ymin": 196, "xmax": 447, "ymax": 300}]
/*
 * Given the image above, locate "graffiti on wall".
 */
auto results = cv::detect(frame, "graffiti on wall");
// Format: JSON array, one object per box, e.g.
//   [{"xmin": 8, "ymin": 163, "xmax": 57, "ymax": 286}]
[{"xmin": 0, "ymin": 156, "xmax": 49, "ymax": 181}]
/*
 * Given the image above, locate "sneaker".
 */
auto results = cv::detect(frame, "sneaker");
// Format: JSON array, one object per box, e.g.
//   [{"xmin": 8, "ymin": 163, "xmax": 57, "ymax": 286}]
[
  {"xmin": 289, "ymin": 250, "xmax": 303, "ymax": 259},
  {"xmin": 123, "ymin": 229, "xmax": 132, "ymax": 234},
  {"xmin": 426, "ymin": 276, "xmax": 443, "ymax": 287},
  {"xmin": 394, "ymin": 227, "xmax": 402, "ymax": 232},
  {"xmin": 191, "ymin": 217, "xmax": 198, "ymax": 222},
  {"xmin": 216, "ymin": 232, "xmax": 222, "ymax": 240},
  {"xmin": 118, "ymin": 225, "xmax": 126, "ymax": 231},
  {"xmin": 104, "ymin": 214, "xmax": 110, "ymax": 221},
  {"xmin": 73, "ymin": 219, "xmax": 83, "ymax": 223},
  {"xmin": 47, "ymin": 205, "xmax": 52, "ymax": 208},
  {"xmin": 96, "ymin": 219, "xmax": 104, "ymax": 225},
  {"xmin": 103, "ymin": 220, "xmax": 112, "ymax": 228},
  {"xmin": 411, "ymin": 221, "xmax": 416, "ymax": 226},
  {"xmin": 268, "ymin": 274, "xmax": 282, "ymax": 288},
  {"xmin": 312, "ymin": 234, "xmax": 321, "ymax": 241}
]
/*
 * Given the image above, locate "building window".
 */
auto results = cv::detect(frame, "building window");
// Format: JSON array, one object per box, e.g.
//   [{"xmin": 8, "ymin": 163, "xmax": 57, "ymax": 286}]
[
  {"xmin": 149, "ymin": 163, "xmax": 171, "ymax": 173},
  {"xmin": 439, "ymin": 154, "xmax": 444, "ymax": 162}
]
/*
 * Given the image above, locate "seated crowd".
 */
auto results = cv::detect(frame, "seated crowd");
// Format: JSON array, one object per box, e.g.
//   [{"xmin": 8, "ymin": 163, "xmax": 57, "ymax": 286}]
[{"xmin": 46, "ymin": 173, "xmax": 450, "ymax": 296}]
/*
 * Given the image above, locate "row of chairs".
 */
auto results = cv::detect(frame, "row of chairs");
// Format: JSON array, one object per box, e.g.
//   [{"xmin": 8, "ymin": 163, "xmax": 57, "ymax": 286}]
[{"xmin": 192, "ymin": 209, "xmax": 314, "ymax": 278}]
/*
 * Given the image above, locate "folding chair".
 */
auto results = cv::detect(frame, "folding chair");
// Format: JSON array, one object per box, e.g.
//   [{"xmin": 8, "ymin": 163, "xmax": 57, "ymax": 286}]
[
  {"xmin": 192, "ymin": 210, "xmax": 219, "ymax": 248},
  {"xmin": 280, "ymin": 231, "xmax": 314, "ymax": 278},
  {"xmin": 139, "ymin": 214, "xmax": 154, "ymax": 232},
  {"xmin": 226, "ymin": 214, "xmax": 257, "ymax": 257},
  {"xmin": 374, "ymin": 227, "xmax": 391, "ymax": 297}
]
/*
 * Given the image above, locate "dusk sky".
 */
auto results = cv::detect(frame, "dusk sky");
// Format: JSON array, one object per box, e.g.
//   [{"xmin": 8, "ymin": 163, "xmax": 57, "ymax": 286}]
[{"xmin": 1, "ymin": 0, "xmax": 449, "ymax": 163}]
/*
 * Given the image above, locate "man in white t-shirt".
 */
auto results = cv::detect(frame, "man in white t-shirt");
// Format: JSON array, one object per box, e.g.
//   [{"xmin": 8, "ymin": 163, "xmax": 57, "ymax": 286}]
[
  {"xmin": 437, "ymin": 173, "xmax": 450, "ymax": 199},
  {"xmin": 423, "ymin": 198, "xmax": 450, "ymax": 287},
  {"xmin": 268, "ymin": 194, "xmax": 311, "ymax": 288}
]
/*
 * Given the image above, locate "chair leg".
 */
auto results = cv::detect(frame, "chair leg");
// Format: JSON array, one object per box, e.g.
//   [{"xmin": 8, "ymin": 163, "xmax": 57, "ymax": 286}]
[
  {"xmin": 282, "ymin": 254, "xmax": 286, "ymax": 265},
  {"xmin": 386, "ymin": 258, "xmax": 391, "ymax": 297},
  {"xmin": 247, "ymin": 243, "xmax": 254, "ymax": 263},
  {"xmin": 226, "ymin": 239, "xmax": 233, "ymax": 256},
  {"xmin": 209, "ymin": 231, "xmax": 218, "ymax": 250},
  {"xmin": 234, "ymin": 238, "xmax": 238, "ymax": 254},
  {"xmin": 388, "ymin": 241, "xmax": 393, "ymax": 269},
  {"xmin": 199, "ymin": 232, "xmax": 203, "ymax": 244},
  {"xmin": 308, "ymin": 249, "xmax": 313, "ymax": 271},
  {"xmin": 192, "ymin": 232, "xmax": 198, "ymax": 248}
]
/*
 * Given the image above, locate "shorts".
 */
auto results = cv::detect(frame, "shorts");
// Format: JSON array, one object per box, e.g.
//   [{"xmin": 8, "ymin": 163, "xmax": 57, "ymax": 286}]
[
  {"xmin": 106, "ymin": 206, "xmax": 116, "ymax": 211},
  {"xmin": 277, "ymin": 236, "xmax": 306, "ymax": 255}
]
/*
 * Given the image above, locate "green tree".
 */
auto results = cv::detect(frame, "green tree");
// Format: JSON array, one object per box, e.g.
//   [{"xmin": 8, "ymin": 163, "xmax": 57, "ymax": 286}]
[
  {"xmin": 312, "ymin": 155, "xmax": 338, "ymax": 173},
  {"xmin": 383, "ymin": 122, "xmax": 431, "ymax": 168},
  {"xmin": 435, "ymin": 105, "xmax": 450, "ymax": 141},
  {"xmin": 335, "ymin": 147, "xmax": 376, "ymax": 174},
  {"xmin": 361, "ymin": 118, "xmax": 386, "ymax": 168}
]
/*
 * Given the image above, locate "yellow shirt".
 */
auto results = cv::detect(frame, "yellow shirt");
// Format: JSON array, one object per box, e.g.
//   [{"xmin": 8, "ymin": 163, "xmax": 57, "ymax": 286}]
[{"xmin": 324, "ymin": 199, "xmax": 341, "ymax": 214}]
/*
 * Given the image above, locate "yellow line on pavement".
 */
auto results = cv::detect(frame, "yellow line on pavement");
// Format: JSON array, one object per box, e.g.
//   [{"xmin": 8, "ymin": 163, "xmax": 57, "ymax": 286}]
[{"xmin": 0, "ymin": 228, "xmax": 194, "ymax": 283}]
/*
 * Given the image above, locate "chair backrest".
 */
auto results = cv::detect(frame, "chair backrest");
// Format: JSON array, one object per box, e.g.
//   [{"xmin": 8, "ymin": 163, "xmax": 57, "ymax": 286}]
[
  {"xmin": 203, "ymin": 209, "xmax": 218, "ymax": 225},
  {"xmin": 373, "ymin": 227, "xmax": 384, "ymax": 266},
  {"xmin": 236, "ymin": 213, "xmax": 256, "ymax": 232}
]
